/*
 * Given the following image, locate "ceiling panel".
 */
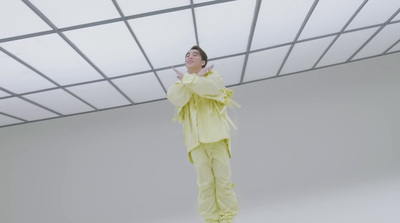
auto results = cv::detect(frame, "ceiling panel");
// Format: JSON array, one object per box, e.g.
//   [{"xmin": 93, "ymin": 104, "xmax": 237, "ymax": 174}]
[
  {"xmin": 208, "ymin": 55, "xmax": 245, "ymax": 86},
  {"xmin": 128, "ymin": 10, "xmax": 195, "ymax": 68},
  {"xmin": 0, "ymin": 0, "xmax": 51, "ymax": 39},
  {"xmin": 0, "ymin": 114, "xmax": 23, "ymax": 127},
  {"xmin": 299, "ymin": 0, "xmax": 364, "ymax": 40},
  {"xmin": 29, "ymin": 0, "xmax": 120, "ymax": 28},
  {"xmin": 0, "ymin": 97, "xmax": 58, "ymax": 121},
  {"xmin": 317, "ymin": 27, "xmax": 379, "ymax": 67},
  {"xmin": 244, "ymin": 46, "xmax": 290, "ymax": 82},
  {"xmin": 0, "ymin": 51, "xmax": 56, "ymax": 93},
  {"xmin": 117, "ymin": 0, "xmax": 188, "ymax": 16},
  {"xmin": 388, "ymin": 41, "xmax": 400, "ymax": 53},
  {"xmin": 158, "ymin": 66, "xmax": 186, "ymax": 93},
  {"xmin": 24, "ymin": 89, "xmax": 94, "ymax": 115},
  {"xmin": 112, "ymin": 73, "xmax": 166, "ymax": 103},
  {"xmin": 353, "ymin": 23, "xmax": 400, "ymax": 60},
  {"xmin": 67, "ymin": 81, "xmax": 131, "ymax": 109},
  {"xmin": 346, "ymin": 0, "xmax": 400, "ymax": 30},
  {"xmin": 393, "ymin": 13, "xmax": 400, "ymax": 22},
  {"xmin": 0, "ymin": 90, "xmax": 10, "ymax": 98},
  {"xmin": 195, "ymin": 0, "xmax": 256, "ymax": 58},
  {"xmin": 251, "ymin": 0, "xmax": 314, "ymax": 50},
  {"xmin": 64, "ymin": 22, "xmax": 150, "ymax": 77},
  {"xmin": 0, "ymin": 34, "xmax": 103, "ymax": 85},
  {"xmin": 281, "ymin": 36, "xmax": 336, "ymax": 75}
]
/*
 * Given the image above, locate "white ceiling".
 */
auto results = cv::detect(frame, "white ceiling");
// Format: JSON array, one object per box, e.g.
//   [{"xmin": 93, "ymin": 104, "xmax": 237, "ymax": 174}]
[{"xmin": 1, "ymin": 0, "xmax": 400, "ymax": 128}]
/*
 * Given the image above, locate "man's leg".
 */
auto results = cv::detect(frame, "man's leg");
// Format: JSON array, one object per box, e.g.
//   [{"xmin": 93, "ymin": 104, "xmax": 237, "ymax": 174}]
[
  {"xmin": 190, "ymin": 144, "xmax": 220, "ymax": 222},
  {"xmin": 210, "ymin": 140, "xmax": 238, "ymax": 223}
]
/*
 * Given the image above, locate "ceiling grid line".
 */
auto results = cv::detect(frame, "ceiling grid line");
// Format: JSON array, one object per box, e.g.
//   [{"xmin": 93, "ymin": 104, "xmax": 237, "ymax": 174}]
[
  {"xmin": 22, "ymin": 0, "xmax": 134, "ymax": 106},
  {"xmin": 0, "ymin": 46, "xmax": 60, "ymax": 87},
  {"xmin": 276, "ymin": 0, "xmax": 320, "ymax": 76},
  {"xmin": 347, "ymin": 8, "xmax": 400, "ymax": 62},
  {"xmin": 250, "ymin": 19, "xmax": 400, "ymax": 56},
  {"xmin": 0, "ymin": 46, "xmax": 98, "ymax": 111},
  {"xmin": 0, "ymin": 86, "xmax": 62, "ymax": 117},
  {"xmin": 112, "ymin": 0, "xmax": 167, "ymax": 94},
  {"xmin": 239, "ymin": 0, "xmax": 262, "ymax": 84},
  {"xmin": 0, "ymin": 111, "xmax": 27, "ymax": 122},
  {"xmin": 238, "ymin": 49, "xmax": 400, "ymax": 87},
  {"xmin": 190, "ymin": 0, "xmax": 200, "ymax": 46},
  {"xmin": 312, "ymin": 0, "xmax": 369, "ymax": 69},
  {"xmin": 0, "ymin": 0, "xmax": 236, "ymax": 44},
  {"xmin": 384, "ymin": 38, "xmax": 400, "ymax": 54},
  {"xmin": 0, "ymin": 97, "xmax": 167, "ymax": 129}
]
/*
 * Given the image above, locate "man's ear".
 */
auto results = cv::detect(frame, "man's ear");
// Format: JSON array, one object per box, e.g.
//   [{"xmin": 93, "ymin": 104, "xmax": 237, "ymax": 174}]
[{"xmin": 201, "ymin": 61, "xmax": 205, "ymax": 66}]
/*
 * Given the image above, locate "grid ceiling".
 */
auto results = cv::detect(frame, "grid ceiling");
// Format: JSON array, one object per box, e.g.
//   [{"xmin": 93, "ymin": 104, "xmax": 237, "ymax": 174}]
[{"xmin": 1, "ymin": 0, "xmax": 400, "ymax": 128}]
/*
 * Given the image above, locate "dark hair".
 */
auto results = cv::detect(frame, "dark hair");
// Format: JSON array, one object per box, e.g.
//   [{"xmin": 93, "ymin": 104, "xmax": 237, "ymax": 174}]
[{"xmin": 190, "ymin": 45, "xmax": 208, "ymax": 68}]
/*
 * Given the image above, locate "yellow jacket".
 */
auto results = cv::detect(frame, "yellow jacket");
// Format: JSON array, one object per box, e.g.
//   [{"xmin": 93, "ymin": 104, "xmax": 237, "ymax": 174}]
[{"xmin": 167, "ymin": 71, "xmax": 239, "ymax": 163}]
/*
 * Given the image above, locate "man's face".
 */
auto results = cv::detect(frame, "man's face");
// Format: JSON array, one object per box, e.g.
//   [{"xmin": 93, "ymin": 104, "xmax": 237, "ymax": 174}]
[{"xmin": 185, "ymin": 49, "xmax": 205, "ymax": 71}]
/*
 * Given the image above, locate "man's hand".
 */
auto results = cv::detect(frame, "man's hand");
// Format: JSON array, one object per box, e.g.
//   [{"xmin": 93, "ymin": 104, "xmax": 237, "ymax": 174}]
[
  {"xmin": 172, "ymin": 67, "xmax": 184, "ymax": 80},
  {"xmin": 197, "ymin": 65, "xmax": 214, "ymax": 77}
]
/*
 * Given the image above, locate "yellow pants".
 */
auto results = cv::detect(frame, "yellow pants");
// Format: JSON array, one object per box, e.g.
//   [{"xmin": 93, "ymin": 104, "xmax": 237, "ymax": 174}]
[{"xmin": 190, "ymin": 140, "xmax": 239, "ymax": 223}]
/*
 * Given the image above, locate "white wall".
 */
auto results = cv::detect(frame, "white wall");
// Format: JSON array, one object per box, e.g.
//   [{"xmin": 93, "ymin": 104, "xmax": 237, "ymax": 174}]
[{"xmin": 1, "ymin": 53, "xmax": 400, "ymax": 223}]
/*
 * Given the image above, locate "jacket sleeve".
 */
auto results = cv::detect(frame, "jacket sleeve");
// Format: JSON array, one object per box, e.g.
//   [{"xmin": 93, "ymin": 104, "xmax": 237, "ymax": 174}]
[
  {"xmin": 180, "ymin": 71, "xmax": 224, "ymax": 96},
  {"xmin": 167, "ymin": 80, "xmax": 192, "ymax": 107}
]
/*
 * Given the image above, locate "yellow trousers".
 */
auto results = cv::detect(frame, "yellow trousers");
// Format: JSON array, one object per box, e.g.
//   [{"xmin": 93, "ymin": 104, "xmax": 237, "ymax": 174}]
[{"xmin": 190, "ymin": 140, "xmax": 239, "ymax": 223}]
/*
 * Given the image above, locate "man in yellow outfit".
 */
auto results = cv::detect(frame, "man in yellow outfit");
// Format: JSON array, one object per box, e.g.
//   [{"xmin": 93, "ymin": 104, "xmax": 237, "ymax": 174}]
[{"xmin": 167, "ymin": 46, "xmax": 239, "ymax": 223}]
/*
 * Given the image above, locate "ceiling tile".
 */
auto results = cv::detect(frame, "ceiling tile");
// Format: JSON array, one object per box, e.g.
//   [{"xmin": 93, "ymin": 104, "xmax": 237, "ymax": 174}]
[
  {"xmin": 244, "ymin": 46, "xmax": 290, "ymax": 82},
  {"xmin": 29, "ymin": 0, "xmax": 120, "ymax": 28},
  {"xmin": 64, "ymin": 22, "xmax": 151, "ymax": 77},
  {"xmin": 117, "ymin": 0, "xmax": 188, "ymax": 16},
  {"xmin": 24, "ymin": 89, "xmax": 94, "ymax": 115},
  {"xmin": 0, "ymin": 34, "xmax": 103, "ymax": 85},
  {"xmin": 158, "ymin": 66, "xmax": 186, "ymax": 93},
  {"xmin": 128, "ymin": 10, "xmax": 196, "ymax": 69},
  {"xmin": 0, "ymin": 114, "xmax": 23, "ymax": 127},
  {"xmin": 0, "ymin": 0, "xmax": 51, "ymax": 39},
  {"xmin": 388, "ymin": 40, "xmax": 400, "ymax": 53},
  {"xmin": 112, "ymin": 73, "xmax": 166, "ymax": 103},
  {"xmin": 392, "ymin": 13, "xmax": 400, "ymax": 22},
  {"xmin": 353, "ymin": 23, "xmax": 400, "ymax": 60},
  {"xmin": 209, "ymin": 55, "xmax": 245, "ymax": 86},
  {"xmin": 67, "ymin": 81, "xmax": 131, "ymax": 109},
  {"xmin": 0, "ymin": 90, "xmax": 10, "ymax": 98},
  {"xmin": 346, "ymin": 0, "xmax": 400, "ymax": 30},
  {"xmin": 195, "ymin": 0, "xmax": 256, "ymax": 58},
  {"xmin": 0, "ymin": 51, "xmax": 56, "ymax": 93},
  {"xmin": 251, "ymin": 0, "xmax": 314, "ymax": 50},
  {"xmin": 299, "ymin": 0, "xmax": 364, "ymax": 40},
  {"xmin": 0, "ymin": 97, "xmax": 58, "ymax": 121},
  {"xmin": 317, "ymin": 27, "xmax": 379, "ymax": 67},
  {"xmin": 281, "ymin": 36, "xmax": 336, "ymax": 75}
]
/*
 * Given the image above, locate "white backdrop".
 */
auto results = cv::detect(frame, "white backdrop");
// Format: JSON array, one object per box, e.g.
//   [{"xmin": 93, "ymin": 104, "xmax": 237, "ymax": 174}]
[{"xmin": 1, "ymin": 53, "xmax": 400, "ymax": 223}]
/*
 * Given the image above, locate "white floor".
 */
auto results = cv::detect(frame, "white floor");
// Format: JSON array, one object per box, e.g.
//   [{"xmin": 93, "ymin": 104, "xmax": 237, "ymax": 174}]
[{"xmin": 165, "ymin": 174, "xmax": 400, "ymax": 223}]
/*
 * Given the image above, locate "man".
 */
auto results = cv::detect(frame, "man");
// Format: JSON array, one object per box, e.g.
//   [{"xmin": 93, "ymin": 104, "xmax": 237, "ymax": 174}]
[{"xmin": 167, "ymin": 46, "xmax": 239, "ymax": 223}]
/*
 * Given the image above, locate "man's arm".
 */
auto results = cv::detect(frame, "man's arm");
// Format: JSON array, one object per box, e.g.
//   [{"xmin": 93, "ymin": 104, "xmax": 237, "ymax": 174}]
[
  {"xmin": 180, "ymin": 72, "xmax": 223, "ymax": 96},
  {"xmin": 167, "ymin": 81, "xmax": 192, "ymax": 107}
]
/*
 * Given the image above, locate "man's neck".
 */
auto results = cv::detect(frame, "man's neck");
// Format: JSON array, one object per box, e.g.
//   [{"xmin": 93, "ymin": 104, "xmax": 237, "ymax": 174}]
[{"xmin": 188, "ymin": 67, "xmax": 201, "ymax": 74}]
